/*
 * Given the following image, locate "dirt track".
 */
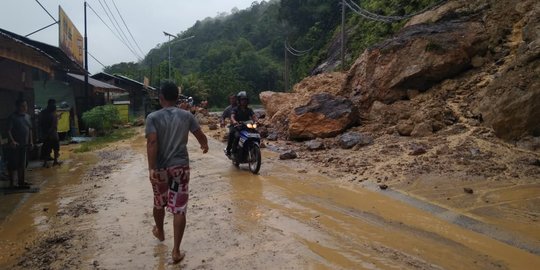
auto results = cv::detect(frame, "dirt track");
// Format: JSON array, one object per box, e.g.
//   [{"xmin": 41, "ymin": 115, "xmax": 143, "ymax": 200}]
[{"xmin": 0, "ymin": 128, "xmax": 539, "ymax": 269}]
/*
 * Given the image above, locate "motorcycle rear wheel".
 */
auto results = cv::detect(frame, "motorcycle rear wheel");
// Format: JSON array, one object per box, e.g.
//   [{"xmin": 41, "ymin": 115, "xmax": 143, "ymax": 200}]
[{"xmin": 248, "ymin": 145, "xmax": 261, "ymax": 174}]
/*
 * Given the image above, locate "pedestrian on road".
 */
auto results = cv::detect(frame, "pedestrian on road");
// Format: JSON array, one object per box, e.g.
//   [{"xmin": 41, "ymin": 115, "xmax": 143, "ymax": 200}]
[
  {"xmin": 145, "ymin": 81, "xmax": 209, "ymax": 264},
  {"xmin": 6, "ymin": 99, "xmax": 33, "ymax": 188}
]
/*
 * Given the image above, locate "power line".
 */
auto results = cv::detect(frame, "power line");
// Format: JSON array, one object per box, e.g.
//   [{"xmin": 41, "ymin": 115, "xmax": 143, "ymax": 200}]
[
  {"xmin": 95, "ymin": 0, "xmax": 140, "ymax": 59},
  {"xmin": 111, "ymin": 0, "xmax": 146, "ymax": 57},
  {"xmin": 87, "ymin": 3, "xmax": 142, "ymax": 61},
  {"xmin": 100, "ymin": 0, "xmax": 141, "ymax": 59},
  {"xmin": 34, "ymin": 0, "xmax": 57, "ymax": 23},
  {"xmin": 284, "ymin": 40, "xmax": 312, "ymax": 57},
  {"xmin": 344, "ymin": 0, "xmax": 448, "ymax": 23},
  {"xmin": 88, "ymin": 51, "xmax": 107, "ymax": 68}
]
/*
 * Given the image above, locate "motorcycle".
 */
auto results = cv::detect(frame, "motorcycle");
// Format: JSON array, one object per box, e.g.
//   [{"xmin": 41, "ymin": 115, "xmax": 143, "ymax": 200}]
[{"xmin": 225, "ymin": 121, "xmax": 262, "ymax": 174}]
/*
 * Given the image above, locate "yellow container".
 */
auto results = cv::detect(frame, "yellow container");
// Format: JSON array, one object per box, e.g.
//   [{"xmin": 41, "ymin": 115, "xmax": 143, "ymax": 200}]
[
  {"xmin": 114, "ymin": 101, "xmax": 130, "ymax": 123},
  {"xmin": 57, "ymin": 110, "xmax": 70, "ymax": 133}
]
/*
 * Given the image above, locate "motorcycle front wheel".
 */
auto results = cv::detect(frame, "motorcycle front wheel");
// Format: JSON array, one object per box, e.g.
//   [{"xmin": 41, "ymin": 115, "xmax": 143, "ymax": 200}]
[{"xmin": 248, "ymin": 145, "xmax": 261, "ymax": 174}]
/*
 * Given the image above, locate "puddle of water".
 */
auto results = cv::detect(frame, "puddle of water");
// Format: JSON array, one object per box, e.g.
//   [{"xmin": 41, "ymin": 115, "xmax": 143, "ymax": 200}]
[
  {"xmin": 233, "ymin": 160, "xmax": 540, "ymax": 269},
  {"xmin": 0, "ymin": 149, "xmax": 96, "ymax": 267}
]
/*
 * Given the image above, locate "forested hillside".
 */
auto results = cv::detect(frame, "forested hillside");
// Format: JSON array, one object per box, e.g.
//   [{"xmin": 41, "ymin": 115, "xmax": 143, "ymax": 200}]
[{"xmin": 104, "ymin": 0, "xmax": 440, "ymax": 107}]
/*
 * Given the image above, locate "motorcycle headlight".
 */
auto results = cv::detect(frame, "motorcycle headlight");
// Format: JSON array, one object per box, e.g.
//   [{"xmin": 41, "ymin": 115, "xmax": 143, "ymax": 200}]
[
  {"xmin": 252, "ymin": 124, "xmax": 257, "ymax": 129},
  {"xmin": 246, "ymin": 123, "xmax": 254, "ymax": 129}
]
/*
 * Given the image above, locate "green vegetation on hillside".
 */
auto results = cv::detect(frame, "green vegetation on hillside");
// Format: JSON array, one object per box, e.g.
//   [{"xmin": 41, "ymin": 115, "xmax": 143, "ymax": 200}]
[{"xmin": 104, "ymin": 0, "xmax": 439, "ymax": 107}]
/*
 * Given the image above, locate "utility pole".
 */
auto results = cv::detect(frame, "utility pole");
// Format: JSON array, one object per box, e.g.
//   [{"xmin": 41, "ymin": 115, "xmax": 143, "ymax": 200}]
[
  {"xmin": 163, "ymin": 32, "xmax": 194, "ymax": 81},
  {"xmin": 284, "ymin": 41, "xmax": 289, "ymax": 91},
  {"xmin": 84, "ymin": 1, "xmax": 89, "ymax": 108},
  {"xmin": 341, "ymin": 0, "xmax": 346, "ymax": 71}
]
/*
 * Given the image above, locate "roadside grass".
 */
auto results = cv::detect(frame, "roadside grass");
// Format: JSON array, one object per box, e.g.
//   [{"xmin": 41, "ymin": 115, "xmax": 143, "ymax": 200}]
[{"xmin": 74, "ymin": 128, "xmax": 137, "ymax": 153}]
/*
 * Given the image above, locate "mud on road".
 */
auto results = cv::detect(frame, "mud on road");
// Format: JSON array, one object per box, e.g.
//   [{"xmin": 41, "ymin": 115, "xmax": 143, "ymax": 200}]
[{"xmin": 0, "ymin": 130, "xmax": 539, "ymax": 269}]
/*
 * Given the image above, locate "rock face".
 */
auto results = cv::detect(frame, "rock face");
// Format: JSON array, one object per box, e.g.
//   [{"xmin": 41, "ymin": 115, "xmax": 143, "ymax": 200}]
[
  {"xmin": 475, "ymin": 2, "xmax": 540, "ymax": 140},
  {"xmin": 342, "ymin": 19, "xmax": 487, "ymax": 114},
  {"xmin": 288, "ymin": 93, "xmax": 356, "ymax": 140}
]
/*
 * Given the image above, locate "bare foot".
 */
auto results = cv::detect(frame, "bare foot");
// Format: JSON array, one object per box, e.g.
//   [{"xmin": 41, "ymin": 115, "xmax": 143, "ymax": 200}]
[
  {"xmin": 172, "ymin": 250, "xmax": 185, "ymax": 264},
  {"xmin": 152, "ymin": 226, "xmax": 164, "ymax": 241}
]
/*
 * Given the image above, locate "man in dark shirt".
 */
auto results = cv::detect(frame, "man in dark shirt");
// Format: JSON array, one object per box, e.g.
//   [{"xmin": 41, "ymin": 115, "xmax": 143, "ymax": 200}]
[
  {"xmin": 40, "ymin": 99, "xmax": 61, "ymax": 167},
  {"xmin": 220, "ymin": 94, "xmax": 237, "ymax": 156},
  {"xmin": 230, "ymin": 91, "xmax": 257, "ymax": 154},
  {"xmin": 7, "ymin": 99, "xmax": 33, "ymax": 188}
]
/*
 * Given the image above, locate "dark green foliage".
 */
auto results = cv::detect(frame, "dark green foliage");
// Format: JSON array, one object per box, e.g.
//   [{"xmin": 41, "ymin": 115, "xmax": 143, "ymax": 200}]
[
  {"xmin": 104, "ymin": 0, "xmax": 440, "ymax": 107},
  {"xmin": 81, "ymin": 105, "xmax": 121, "ymax": 135}
]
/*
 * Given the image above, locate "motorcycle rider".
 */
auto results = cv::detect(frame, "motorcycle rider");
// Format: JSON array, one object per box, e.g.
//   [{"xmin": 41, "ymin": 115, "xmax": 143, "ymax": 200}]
[
  {"xmin": 221, "ymin": 94, "xmax": 238, "ymax": 156},
  {"xmin": 230, "ymin": 91, "xmax": 257, "ymax": 156}
]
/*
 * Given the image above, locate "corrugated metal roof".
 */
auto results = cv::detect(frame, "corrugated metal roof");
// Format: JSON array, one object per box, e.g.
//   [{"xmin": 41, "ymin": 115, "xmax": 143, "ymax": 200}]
[
  {"xmin": 0, "ymin": 28, "xmax": 86, "ymax": 74},
  {"xmin": 67, "ymin": 73, "xmax": 126, "ymax": 93}
]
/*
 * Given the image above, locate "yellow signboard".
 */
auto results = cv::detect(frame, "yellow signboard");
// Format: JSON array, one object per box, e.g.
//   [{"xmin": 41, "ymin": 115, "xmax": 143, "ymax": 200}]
[{"xmin": 59, "ymin": 6, "xmax": 83, "ymax": 66}]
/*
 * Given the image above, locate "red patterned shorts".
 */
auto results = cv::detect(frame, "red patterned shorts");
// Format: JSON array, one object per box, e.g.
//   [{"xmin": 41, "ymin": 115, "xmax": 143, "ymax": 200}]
[{"xmin": 151, "ymin": 165, "xmax": 190, "ymax": 214}]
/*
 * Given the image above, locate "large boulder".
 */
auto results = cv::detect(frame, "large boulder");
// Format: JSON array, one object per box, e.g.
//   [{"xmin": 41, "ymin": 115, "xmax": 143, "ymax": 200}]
[
  {"xmin": 288, "ymin": 93, "xmax": 356, "ymax": 140},
  {"xmin": 341, "ymin": 19, "xmax": 487, "ymax": 114},
  {"xmin": 259, "ymin": 91, "xmax": 292, "ymax": 119},
  {"xmin": 260, "ymin": 73, "xmax": 347, "ymax": 135}
]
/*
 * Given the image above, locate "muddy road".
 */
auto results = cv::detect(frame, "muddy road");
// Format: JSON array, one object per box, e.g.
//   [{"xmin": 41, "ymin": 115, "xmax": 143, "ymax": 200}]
[{"xmin": 0, "ymin": 131, "xmax": 539, "ymax": 269}]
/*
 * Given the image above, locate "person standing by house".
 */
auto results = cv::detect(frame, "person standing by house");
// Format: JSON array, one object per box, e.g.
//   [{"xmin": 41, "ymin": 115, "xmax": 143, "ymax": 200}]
[
  {"xmin": 39, "ymin": 99, "xmax": 61, "ymax": 167},
  {"xmin": 6, "ymin": 99, "xmax": 33, "ymax": 188},
  {"xmin": 145, "ymin": 81, "xmax": 209, "ymax": 263}
]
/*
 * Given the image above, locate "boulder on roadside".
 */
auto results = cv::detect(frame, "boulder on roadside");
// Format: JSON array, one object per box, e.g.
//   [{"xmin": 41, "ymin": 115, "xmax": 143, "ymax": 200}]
[
  {"xmin": 341, "ymin": 20, "xmax": 487, "ymax": 115},
  {"xmin": 397, "ymin": 120, "xmax": 414, "ymax": 136},
  {"xmin": 340, "ymin": 132, "xmax": 374, "ymax": 149},
  {"xmin": 279, "ymin": 150, "xmax": 298, "ymax": 160},
  {"xmin": 305, "ymin": 140, "xmax": 325, "ymax": 151},
  {"xmin": 208, "ymin": 123, "xmax": 218, "ymax": 130},
  {"xmin": 411, "ymin": 122, "xmax": 433, "ymax": 137},
  {"xmin": 289, "ymin": 93, "xmax": 356, "ymax": 140}
]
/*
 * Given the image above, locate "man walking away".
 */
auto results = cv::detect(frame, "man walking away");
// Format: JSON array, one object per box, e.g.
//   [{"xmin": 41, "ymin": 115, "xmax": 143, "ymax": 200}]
[
  {"xmin": 145, "ymin": 81, "xmax": 209, "ymax": 263},
  {"xmin": 6, "ymin": 99, "xmax": 33, "ymax": 188}
]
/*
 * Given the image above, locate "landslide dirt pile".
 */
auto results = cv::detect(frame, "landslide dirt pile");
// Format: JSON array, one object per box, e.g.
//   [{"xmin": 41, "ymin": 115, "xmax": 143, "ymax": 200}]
[
  {"xmin": 259, "ymin": 0, "xmax": 540, "ymax": 212},
  {"xmin": 262, "ymin": 0, "xmax": 540, "ymax": 147},
  {"xmin": 255, "ymin": 0, "xmax": 540, "ymax": 238}
]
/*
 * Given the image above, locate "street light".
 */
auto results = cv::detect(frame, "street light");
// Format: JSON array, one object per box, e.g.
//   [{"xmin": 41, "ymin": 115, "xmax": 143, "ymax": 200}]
[{"xmin": 163, "ymin": 31, "xmax": 195, "ymax": 80}]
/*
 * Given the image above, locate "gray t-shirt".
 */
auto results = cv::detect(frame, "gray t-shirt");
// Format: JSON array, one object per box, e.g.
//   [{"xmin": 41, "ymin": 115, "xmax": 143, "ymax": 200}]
[
  {"xmin": 7, "ymin": 112, "xmax": 32, "ymax": 145},
  {"xmin": 145, "ymin": 106, "xmax": 200, "ymax": 168}
]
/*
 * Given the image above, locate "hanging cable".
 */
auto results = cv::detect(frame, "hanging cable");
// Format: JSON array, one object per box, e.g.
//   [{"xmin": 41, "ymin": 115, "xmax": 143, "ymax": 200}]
[
  {"xmin": 87, "ymin": 3, "xmax": 142, "ymax": 61},
  {"xmin": 111, "ymin": 0, "xmax": 146, "ymax": 57},
  {"xmin": 344, "ymin": 0, "xmax": 448, "ymax": 23},
  {"xmin": 88, "ymin": 51, "xmax": 107, "ymax": 69},
  {"xmin": 95, "ymin": 0, "xmax": 141, "ymax": 59},
  {"xmin": 34, "ymin": 0, "xmax": 57, "ymax": 23},
  {"xmin": 100, "ymin": 0, "xmax": 140, "ymax": 58},
  {"xmin": 284, "ymin": 40, "xmax": 312, "ymax": 57}
]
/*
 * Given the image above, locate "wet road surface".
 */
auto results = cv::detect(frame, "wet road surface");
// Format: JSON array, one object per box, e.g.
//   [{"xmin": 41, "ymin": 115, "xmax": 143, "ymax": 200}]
[{"xmin": 0, "ymin": 132, "xmax": 539, "ymax": 269}]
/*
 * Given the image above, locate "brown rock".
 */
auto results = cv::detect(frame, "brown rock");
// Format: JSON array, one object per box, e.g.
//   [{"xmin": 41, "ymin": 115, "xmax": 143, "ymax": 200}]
[
  {"xmin": 409, "ymin": 144, "xmax": 427, "ymax": 155},
  {"xmin": 397, "ymin": 120, "xmax": 414, "ymax": 136},
  {"xmin": 289, "ymin": 93, "xmax": 356, "ymax": 140},
  {"xmin": 341, "ymin": 20, "xmax": 487, "ymax": 114},
  {"xmin": 305, "ymin": 140, "xmax": 325, "ymax": 151},
  {"xmin": 411, "ymin": 122, "xmax": 433, "ymax": 137},
  {"xmin": 208, "ymin": 123, "xmax": 218, "ymax": 130},
  {"xmin": 463, "ymin": 188, "xmax": 474, "ymax": 194},
  {"xmin": 279, "ymin": 150, "xmax": 298, "ymax": 160}
]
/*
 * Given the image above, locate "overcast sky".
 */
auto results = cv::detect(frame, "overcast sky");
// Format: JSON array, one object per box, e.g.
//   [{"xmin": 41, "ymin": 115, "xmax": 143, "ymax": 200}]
[{"xmin": 0, "ymin": 0, "xmax": 257, "ymax": 73}]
